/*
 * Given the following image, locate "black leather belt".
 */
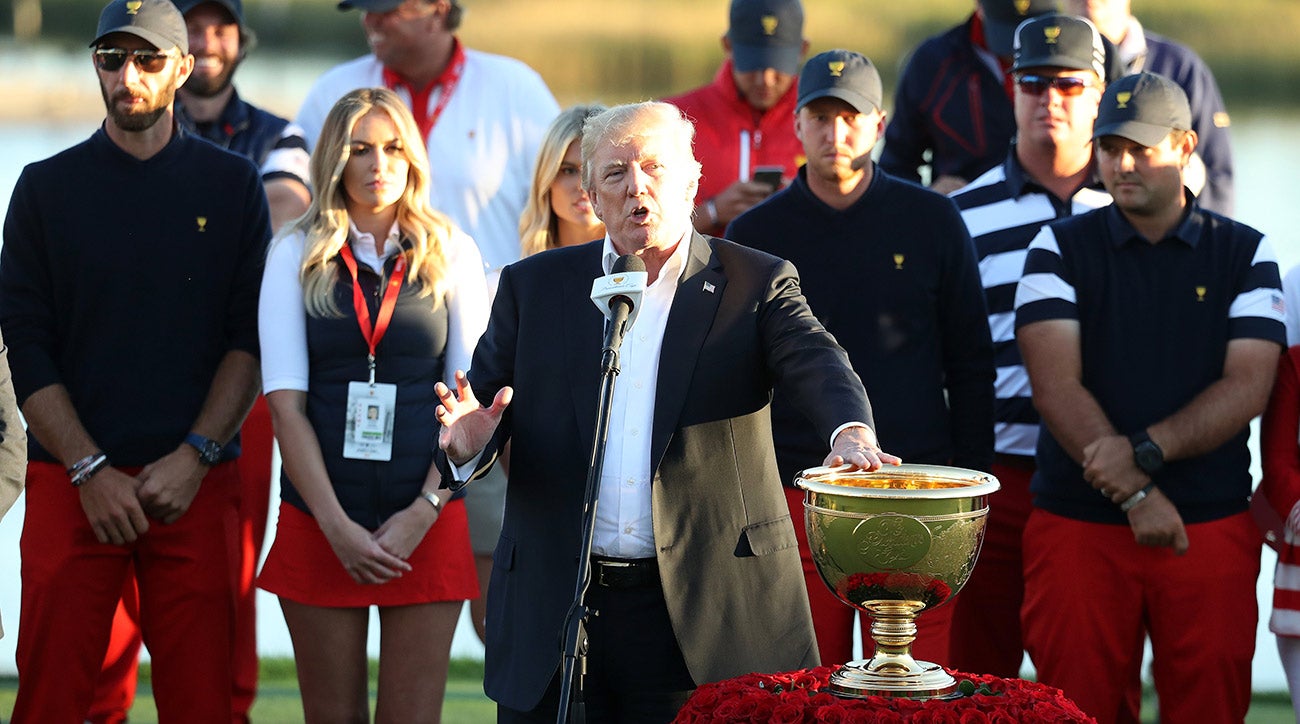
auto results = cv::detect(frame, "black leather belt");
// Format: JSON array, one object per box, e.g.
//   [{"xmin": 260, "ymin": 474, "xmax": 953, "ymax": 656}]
[{"xmin": 591, "ymin": 557, "xmax": 659, "ymax": 589}]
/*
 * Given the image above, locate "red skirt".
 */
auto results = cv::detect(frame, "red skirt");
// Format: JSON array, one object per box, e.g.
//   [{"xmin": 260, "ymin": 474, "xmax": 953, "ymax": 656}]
[{"xmin": 258, "ymin": 500, "xmax": 478, "ymax": 607}]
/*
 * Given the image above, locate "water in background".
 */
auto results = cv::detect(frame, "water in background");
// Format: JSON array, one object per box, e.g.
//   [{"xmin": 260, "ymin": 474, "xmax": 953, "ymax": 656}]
[{"xmin": 0, "ymin": 50, "xmax": 1298, "ymax": 692}]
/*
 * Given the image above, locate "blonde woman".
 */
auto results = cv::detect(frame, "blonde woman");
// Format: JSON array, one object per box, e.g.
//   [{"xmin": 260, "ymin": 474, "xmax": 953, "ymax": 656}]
[
  {"xmin": 257, "ymin": 87, "xmax": 487, "ymax": 723},
  {"xmin": 519, "ymin": 104, "xmax": 607, "ymax": 256}
]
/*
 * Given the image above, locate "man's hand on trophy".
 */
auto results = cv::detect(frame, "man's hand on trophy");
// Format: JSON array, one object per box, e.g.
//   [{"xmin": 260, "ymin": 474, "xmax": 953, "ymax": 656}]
[{"xmin": 824, "ymin": 425, "xmax": 902, "ymax": 472}]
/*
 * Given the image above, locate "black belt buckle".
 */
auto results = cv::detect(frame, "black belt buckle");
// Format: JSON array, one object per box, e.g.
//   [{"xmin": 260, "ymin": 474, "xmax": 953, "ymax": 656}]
[{"xmin": 592, "ymin": 558, "xmax": 658, "ymax": 589}]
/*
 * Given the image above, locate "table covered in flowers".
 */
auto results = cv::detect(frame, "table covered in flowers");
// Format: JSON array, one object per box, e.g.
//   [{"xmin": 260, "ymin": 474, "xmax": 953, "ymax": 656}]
[{"xmin": 673, "ymin": 666, "xmax": 1095, "ymax": 723}]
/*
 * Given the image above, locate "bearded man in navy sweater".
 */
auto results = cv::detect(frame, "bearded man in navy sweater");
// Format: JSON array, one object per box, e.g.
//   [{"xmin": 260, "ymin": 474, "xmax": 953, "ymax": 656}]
[
  {"xmin": 0, "ymin": 1, "xmax": 269, "ymax": 721},
  {"xmin": 727, "ymin": 49, "xmax": 995, "ymax": 670}
]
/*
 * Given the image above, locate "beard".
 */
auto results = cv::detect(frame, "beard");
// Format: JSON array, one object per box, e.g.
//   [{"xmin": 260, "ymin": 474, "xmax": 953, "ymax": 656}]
[
  {"xmin": 183, "ymin": 56, "xmax": 239, "ymax": 98},
  {"xmin": 100, "ymin": 82, "xmax": 175, "ymax": 132}
]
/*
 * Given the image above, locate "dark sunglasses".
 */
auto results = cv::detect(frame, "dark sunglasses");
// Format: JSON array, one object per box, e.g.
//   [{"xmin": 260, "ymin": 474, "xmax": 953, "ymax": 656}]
[
  {"xmin": 1014, "ymin": 73, "xmax": 1097, "ymax": 97},
  {"xmin": 93, "ymin": 48, "xmax": 175, "ymax": 74}
]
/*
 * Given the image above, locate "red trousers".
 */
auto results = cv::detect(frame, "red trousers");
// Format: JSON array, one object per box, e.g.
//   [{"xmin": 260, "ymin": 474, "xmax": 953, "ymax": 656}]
[
  {"xmin": 785, "ymin": 486, "xmax": 952, "ymax": 667},
  {"xmin": 947, "ymin": 460, "xmax": 1034, "ymax": 676},
  {"xmin": 87, "ymin": 398, "xmax": 273, "ymax": 724},
  {"xmin": 13, "ymin": 460, "xmax": 240, "ymax": 724},
  {"xmin": 1022, "ymin": 508, "xmax": 1259, "ymax": 724}
]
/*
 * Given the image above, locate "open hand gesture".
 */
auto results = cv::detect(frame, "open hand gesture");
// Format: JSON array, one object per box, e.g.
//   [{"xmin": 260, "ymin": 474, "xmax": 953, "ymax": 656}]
[{"xmin": 434, "ymin": 370, "xmax": 512, "ymax": 465}]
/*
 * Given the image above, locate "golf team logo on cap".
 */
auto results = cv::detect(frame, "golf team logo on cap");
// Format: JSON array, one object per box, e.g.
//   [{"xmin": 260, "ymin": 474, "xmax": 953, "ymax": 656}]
[
  {"xmin": 127, "ymin": 0, "xmax": 141, "ymax": 13},
  {"xmin": 1116, "ymin": 91, "xmax": 1131, "ymax": 109},
  {"xmin": 828, "ymin": 60, "xmax": 845, "ymax": 76},
  {"xmin": 762, "ymin": 15, "xmax": 778, "ymax": 35},
  {"xmin": 1015, "ymin": 0, "xmax": 1030, "ymax": 13},
  {"xmin": 1044, "ymin": 25, "xmax": 1060, "ymax": 43}
]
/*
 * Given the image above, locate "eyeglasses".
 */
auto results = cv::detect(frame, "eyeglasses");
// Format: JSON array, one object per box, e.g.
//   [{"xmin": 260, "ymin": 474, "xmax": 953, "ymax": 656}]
[
  {"xmin": 93, "ymin": 48, "xmax": 176, "ymax": 74},
  {"xmin": 1014, "ymin": 73, "xmax": 1097, "ymax": 97}
]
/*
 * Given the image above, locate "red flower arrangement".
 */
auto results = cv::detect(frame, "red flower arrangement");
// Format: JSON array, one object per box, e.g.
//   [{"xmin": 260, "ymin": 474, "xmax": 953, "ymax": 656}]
[
  {"xmin": 673, "ymin": 667, "xmax": 1095, "ymax": 724},
  {"xmin": 837, "ymin": 572, "xmax": 953, "ymax": 609}
]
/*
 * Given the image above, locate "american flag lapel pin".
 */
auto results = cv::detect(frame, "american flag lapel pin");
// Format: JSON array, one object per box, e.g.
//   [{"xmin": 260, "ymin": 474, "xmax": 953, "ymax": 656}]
[{"xmin": 703, "ymin": 281, "xmax": 716, "ymax": 294}]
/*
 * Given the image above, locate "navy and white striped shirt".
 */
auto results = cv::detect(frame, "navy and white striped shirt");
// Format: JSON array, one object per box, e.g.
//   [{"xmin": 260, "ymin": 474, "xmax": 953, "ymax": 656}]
[
  {"xmin": 1015, "ymin": 200, "xmax": 1285, "ymax": 524},
  {"xmin": 951, "ymin": 153, "xmax": 1110, "ymax": 456}
]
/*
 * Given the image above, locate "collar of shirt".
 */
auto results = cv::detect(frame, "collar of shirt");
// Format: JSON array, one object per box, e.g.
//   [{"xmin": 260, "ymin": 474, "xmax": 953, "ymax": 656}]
[
  {"xmin": 1104, "ymin": 189, "xmax": 1203, "ymax": 248},
  {"xmin": 348, "ymin": 219, "xmax": 404, "ymax": 273},
  {"xmin": 1003, "ymin": 146, "xmax": 1105, "ymax": 202},
  {"xmin": 176, "ymin": 88, "xmax": 250, "ymax": 146},
  {"xmin": 599, "ymin": 228, "xmax": 692, "ymax": 282},
  {"xmin": 1115, "ymin": 15, "xmax": 1149, "ymax": 72}
]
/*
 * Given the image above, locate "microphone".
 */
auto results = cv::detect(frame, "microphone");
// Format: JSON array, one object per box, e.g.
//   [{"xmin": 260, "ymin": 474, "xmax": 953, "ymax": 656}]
[{"xmin": 590, "ymin": 254, "xmax": 648, "ymax": 353}]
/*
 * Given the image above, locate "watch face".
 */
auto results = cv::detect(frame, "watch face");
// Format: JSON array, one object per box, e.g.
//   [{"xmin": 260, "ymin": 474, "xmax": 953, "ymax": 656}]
[
  {"xmin": 1135, "ymin": 442, "xmax": 1161, "ymax": 473},
  {"xmin": 199, "ymin": 441, "xmax": 222, "ymax": 464}
]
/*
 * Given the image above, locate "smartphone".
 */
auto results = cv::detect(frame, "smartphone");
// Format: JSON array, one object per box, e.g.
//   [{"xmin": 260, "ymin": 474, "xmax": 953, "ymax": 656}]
[{"xmin": 753, "ymin": 166, "xmax": 784, "ymax": 192}]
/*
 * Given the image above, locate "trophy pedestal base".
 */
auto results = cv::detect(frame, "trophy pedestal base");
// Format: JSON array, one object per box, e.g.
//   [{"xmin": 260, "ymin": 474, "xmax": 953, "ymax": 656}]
[{"xmin": 827, "ymin": 658, "xmax": 959, "ymax": 700}]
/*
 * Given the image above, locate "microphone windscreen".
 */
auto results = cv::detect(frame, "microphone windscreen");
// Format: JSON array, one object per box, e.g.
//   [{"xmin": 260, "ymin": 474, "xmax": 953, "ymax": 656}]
[{"xmin": 612, "ymin": 254, "xmax": 646, "ymax": 275}]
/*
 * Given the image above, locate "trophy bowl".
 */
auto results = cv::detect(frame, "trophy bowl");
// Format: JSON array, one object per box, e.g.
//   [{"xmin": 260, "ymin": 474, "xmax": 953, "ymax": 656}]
[{"xmin": 796, "ymin": 464, "xmax": 1000, "ymax": 700}]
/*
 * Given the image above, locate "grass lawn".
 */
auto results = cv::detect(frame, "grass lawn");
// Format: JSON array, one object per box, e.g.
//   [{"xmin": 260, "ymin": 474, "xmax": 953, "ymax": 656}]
[{"xmin": 0, "ymin": 658, "xmax": 1295, "ymax": 722}]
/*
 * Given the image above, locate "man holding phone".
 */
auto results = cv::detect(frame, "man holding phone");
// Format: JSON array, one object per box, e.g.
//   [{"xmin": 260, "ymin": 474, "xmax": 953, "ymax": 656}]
[
  {"xmin": 726, "ymin": 49, "xmax": 995, "ymax": 668},
  {"xmin": 665, "ymin": 0, "xmax": 810, "ymax": 236}
]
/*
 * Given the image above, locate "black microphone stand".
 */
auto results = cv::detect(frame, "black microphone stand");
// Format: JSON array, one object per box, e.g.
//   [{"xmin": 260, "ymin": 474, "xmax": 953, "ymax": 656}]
[{"xmin": 557, "ymin": 300, "xmax": 633, "ymax": 724}]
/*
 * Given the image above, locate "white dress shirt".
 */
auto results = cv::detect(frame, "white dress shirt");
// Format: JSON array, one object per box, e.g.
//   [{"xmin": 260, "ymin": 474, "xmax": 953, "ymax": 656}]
[{"xmin": 590, "ymin": 234, "xmax": 691, "ymax": 559}]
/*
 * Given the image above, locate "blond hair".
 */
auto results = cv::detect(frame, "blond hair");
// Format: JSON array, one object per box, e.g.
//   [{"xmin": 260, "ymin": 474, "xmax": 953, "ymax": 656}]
[
  {"xmin": 287, "ymin": 87, "xmax": 452, "ymax": 318},
  {"xmin": 580, "ymin": 102, "xmax": 702, "ymax": 191},
  {"xmin": 519, "ymin": 104, "xmax": 606, "ymax": 257}
]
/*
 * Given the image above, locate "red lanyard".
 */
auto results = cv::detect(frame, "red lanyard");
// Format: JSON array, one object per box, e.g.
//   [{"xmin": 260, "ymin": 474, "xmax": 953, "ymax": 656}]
[
  {"xmin": 382, "ymin": 40, "xmax": 467, "ymax": 141},
  {"xmin": 338, "ymin": 244, "xmax": 407, "ymax": 382}
]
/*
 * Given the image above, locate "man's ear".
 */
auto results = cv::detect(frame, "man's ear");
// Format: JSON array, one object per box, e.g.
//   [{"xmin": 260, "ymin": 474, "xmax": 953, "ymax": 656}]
[{"xmin": 1178, "ymin": 129, "xmax": 1200, "ymax": 166}]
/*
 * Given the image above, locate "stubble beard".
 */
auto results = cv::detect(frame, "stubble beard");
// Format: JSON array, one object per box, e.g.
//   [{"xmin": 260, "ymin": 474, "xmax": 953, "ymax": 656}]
[
  {"xmin": 101, "ymin": 83, "xmax": 175, "ymax": 132},
  {"xmin": 183, "ymin": 57, "xmax": 239, "ymax": 98}
]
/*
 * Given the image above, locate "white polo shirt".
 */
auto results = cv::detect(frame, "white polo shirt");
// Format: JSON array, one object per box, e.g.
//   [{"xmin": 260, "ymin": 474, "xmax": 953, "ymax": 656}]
[{"xmin": 296, "ymin": 48, "xmax": 560, "ymax": 280}]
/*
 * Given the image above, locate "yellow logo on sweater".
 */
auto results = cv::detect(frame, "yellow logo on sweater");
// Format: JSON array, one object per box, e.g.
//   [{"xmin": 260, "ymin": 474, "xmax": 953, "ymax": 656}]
[{"xmin": 196, "ymin": 216, "xmax": 207, "ymax": 232}]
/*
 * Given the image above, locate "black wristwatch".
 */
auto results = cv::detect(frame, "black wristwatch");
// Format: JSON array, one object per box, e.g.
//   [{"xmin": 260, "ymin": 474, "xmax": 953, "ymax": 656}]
[
  {"xmin": 184, "ymin": 433, "xmax": 224, "ymax": 466},
  {"xmin": 1129, "ymin": 430, "xmax": 1164, "ymax": 476}
]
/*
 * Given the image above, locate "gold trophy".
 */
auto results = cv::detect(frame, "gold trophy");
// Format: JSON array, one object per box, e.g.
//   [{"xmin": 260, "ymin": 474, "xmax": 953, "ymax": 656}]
[{"xmin": 796, "ymin": 464, "xmax": 999, "ymax": 700}]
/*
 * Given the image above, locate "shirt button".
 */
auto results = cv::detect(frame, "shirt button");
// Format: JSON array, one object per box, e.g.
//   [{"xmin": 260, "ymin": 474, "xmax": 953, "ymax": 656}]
[
  {"xmin": 624, "ymin": 525, "xmax": 634, "ymax": 534},
  {"xmin": 630, "ymin": 427, "xmax": 639, "ymax": 436},
  {"xmin": 634, "ymin": 380, "xmax": 644, "ymax": 389}
]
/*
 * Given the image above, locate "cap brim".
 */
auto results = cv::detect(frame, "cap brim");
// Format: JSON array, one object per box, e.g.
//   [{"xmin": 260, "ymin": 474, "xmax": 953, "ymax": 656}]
[
  {"xmin": 731, "ymin": 43, "xmax": 803, "ymax": 75},
  {"xmin": 90, "ymin": 26, "xmax": 176, "ymax": 51},
  {"xmin": 1092, "ymin": 119, "xmax": 1174, "ymax": 147},
  {"xmin": 797, "ymin": 88, "xmax": 877, "ymax": 115}
]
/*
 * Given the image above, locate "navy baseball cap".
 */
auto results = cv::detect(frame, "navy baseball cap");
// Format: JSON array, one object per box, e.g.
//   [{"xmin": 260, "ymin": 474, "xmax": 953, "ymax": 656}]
[
  {"xmin": 172, "ymin": 0, "xmax": 244, "ymax": 28},
  {"xmin": 979, "ymin": 0, "xmax": 1060, "ymax": 57},
  {"xmin": 1092, "ymin": 72, "xmax": 1192, "ymax": 146},
  {"xmin": 796, "ymin": 49, "xmax": 883, "ymax": 114},
  {"xmin": 727, "ymin": 0, "xmax": 805, "ymax": 75},
  {"xmin": 338, "ymin": 0, "xmax": 405, "ymax": 11},
  {"xmin": 92, "ymin": 0, "xmax": 189, "ymax": 54},
  {"xmin": 1012, "ymin": 14, "xmax": 1106, "ymax": 79}
]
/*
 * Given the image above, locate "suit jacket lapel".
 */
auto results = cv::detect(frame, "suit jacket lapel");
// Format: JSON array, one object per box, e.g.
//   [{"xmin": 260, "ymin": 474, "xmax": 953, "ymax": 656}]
[
  {"xmin": 566, "ymin": 245, "xmax": 606, "ymax": 448},
  {"xmin": 651, "ymin": 232, "xmax": 725, "ymax": 473}
]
